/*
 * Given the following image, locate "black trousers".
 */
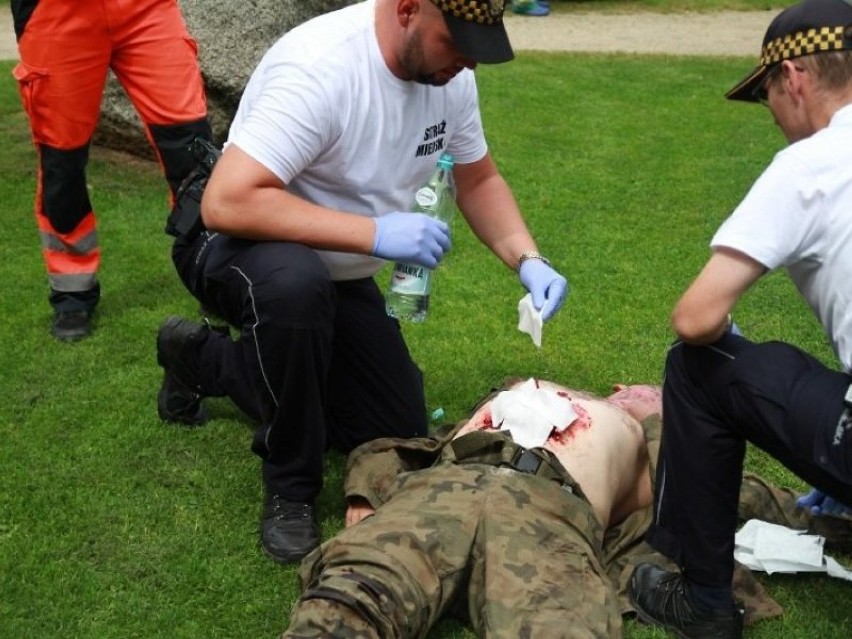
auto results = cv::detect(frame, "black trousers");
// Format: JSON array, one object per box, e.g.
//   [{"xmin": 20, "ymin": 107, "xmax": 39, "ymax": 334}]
[
  {"xmin": 646, "ymin": 333, "xmax": 852, "ymax": 588},
  {"xmin": 172, "ymin": 232, "xmax": 427, "ymax": 501}
]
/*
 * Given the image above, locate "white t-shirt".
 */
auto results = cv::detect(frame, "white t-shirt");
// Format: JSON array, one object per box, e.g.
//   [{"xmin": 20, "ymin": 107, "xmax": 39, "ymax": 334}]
[
  {"xmin": 227, "ymin": 0, "xmax": 488, "ymax": 280},
  {"xmin": 712, "ymin": 104, "xmax": 852, "ymax": 371}
]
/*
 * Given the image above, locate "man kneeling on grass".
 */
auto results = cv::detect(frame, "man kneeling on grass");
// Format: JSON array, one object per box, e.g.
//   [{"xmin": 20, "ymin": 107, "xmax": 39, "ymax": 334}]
[{"xmin": 278, "ymin": 378, "xmax": 852, "ymax": 639}]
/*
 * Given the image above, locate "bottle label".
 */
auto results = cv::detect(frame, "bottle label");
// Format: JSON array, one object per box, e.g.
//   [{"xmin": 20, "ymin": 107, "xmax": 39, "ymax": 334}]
[
  {"xmin": 389, "ymin": 263, "xmax": 429, "ymax": 295},
  {"xmin": 414, "ymin": 186, "xmax": 439, "ymax": 209}
]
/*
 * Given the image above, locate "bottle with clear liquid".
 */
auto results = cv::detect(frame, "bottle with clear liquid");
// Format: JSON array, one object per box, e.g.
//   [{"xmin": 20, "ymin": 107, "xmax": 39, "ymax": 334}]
[{"xmin": 385, "ymin": 153, "xmax": 456, "ymax": 323}]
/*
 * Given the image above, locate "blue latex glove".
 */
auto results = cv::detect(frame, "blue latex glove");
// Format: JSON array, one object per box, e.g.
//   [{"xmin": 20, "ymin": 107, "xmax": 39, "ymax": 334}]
[
  {"xmin": 372, "ymin": 212, "xmax": 450, "ymax": 268},
  {"xmin": 796, "ymin": 487, "xmax": 852, "ymax": 518},
  {"xmin": 518, "ymin": 259, "xmax": 568, "ymax": 322}
]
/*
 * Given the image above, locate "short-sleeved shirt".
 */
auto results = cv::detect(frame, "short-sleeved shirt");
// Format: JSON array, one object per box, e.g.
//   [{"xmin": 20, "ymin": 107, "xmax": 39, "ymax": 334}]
[
  {"xmin": 227, "ymin": 0, "xmax": 488, "ymax": 280},
  {"xmin": 711, "ymin": 104, "xmax": 852, "ymax": 371}
]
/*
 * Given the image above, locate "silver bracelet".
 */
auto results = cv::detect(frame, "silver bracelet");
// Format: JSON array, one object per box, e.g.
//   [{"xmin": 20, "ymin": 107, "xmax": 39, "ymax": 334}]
[{"xmin": 517, "ymin": 250, "xmax": 551, "ymax": 272}]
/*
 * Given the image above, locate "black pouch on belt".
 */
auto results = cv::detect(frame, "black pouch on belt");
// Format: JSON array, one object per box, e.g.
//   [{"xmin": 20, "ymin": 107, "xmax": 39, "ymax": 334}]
[{"xmin": 165, "ymin": 137, "xmax": 222, "ymax": 241}]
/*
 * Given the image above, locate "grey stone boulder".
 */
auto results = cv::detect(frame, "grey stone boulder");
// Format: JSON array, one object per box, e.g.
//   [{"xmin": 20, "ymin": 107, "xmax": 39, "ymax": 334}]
[{"xmin": 95, "ymin": 0, "xmax": 354, "ymax": 158}]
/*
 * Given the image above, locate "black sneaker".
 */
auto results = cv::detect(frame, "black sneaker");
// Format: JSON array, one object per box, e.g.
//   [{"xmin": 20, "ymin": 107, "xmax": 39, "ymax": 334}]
[
  {"xmin": 156, "ymin": 315, "xmax": 208, "ymax": 426},
  {"xmin": 51, "ymin": 310, "xmax": 92, "ymax": 341},
  {"xmin": 628, "ymin": 564, "xmax": 744, "ymax": 639},
  {"xmin": 260, "ymin": 494, "xmax": 321, "ymax": 564}
]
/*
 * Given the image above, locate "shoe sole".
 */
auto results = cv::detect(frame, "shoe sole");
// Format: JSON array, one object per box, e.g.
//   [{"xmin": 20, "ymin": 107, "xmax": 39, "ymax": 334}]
[
  {"xmin": 633, "ymin": 608, "xmax": 692, "ymax": 639},
  {"xmin": 633, "ymin": 606, "xmax": 700, "ymax": 639},
  {"xmin": 156, "ymin": 380, "xmax": 207, "ymax": 426},
  {"xmin": 260, "ymin": 540, "xmax": 315, "ymax": 564},
  {"xmin": 51, "ymin": 330, "xmax": 91, "ymax": 342},
  {"xmin": 629, "ymin": 575, "xmax": 725, "ymax": 639},
  {"xmin": 51, "ymin": 321, "xmax": 92, "ymax": 342},
  {"xmin": 156, "ymin": 315, "xmax": 208, "ymax": 426}
]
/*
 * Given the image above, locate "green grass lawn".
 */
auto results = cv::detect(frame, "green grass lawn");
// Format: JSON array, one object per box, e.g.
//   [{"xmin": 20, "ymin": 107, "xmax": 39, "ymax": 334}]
[{"xmin": 1, "ymin": 25, "xmax": 850, "ymax": 639}]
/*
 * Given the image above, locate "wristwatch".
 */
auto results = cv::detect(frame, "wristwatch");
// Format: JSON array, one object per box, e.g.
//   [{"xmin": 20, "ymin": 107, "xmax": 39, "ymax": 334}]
[{"xmin": 517, "ymin": 250, "xmax": 551, "ymax": 272}]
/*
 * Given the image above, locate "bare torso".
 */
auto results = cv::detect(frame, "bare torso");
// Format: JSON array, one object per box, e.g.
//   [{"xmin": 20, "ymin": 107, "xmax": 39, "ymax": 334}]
[{"xmin": 453, "ymin": 381, "xmax": 654, "ymax": 529}]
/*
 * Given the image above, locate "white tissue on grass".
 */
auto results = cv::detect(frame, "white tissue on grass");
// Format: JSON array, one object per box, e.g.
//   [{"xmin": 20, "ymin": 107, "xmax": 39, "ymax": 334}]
[
  {"xmin": 518, "ymin": 293, "xmax": 543, "ymax": 347},
  {"xmin": 490, "ymin": 378, "xmax": 577, "ymax": 448},
  {"xmin": 734, "ymin": 519, "xmax": 852, "ymax": 581}
]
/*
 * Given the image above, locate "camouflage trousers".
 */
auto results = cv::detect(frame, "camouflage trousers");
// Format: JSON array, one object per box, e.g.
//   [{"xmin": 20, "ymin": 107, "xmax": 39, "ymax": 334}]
[{"xmin": 282, "ymin": 459, "xmax": 621, "ymax": 639}]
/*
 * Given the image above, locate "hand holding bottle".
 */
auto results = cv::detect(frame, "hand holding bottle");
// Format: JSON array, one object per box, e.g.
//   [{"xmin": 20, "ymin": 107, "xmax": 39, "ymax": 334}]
[
  {"xmin": 519, "ymin": 258, "xmax": 568, "ymax": 322},
  {"xmin": 372, "ymin": 212, "xmax": 451, "ymax": 268},
  {"xmin": 385, "ymin": 153, "xmax": 456, "ymax": 323}
]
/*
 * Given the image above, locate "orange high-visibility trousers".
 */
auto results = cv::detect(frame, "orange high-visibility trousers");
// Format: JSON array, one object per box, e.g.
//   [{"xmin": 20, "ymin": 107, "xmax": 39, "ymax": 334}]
[{"xmin": 13, "ymin": 0, "xmax": 211, "ymax": 312}]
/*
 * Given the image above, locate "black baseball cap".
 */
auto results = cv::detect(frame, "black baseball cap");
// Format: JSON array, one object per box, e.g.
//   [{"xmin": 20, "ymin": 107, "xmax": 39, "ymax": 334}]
[
  {"xmin": 430, "ymin": 0, "xmax": 514, "ymax": 64},
  {"xmin": 726, "ymin": 0, "xmax": 852, "ymax": 102}
]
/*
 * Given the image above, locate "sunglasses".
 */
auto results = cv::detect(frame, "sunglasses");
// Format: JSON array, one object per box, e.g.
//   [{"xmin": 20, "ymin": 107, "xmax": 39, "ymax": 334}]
[{"xmin": 752, "ymin": 65, "xmax": 781, "ymax": 105}]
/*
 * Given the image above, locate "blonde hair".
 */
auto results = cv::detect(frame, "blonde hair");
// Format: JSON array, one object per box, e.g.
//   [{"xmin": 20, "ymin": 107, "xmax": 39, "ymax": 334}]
[{"xmin": 798, "ymin": 50, "xmax": 852, "ymax": 91}]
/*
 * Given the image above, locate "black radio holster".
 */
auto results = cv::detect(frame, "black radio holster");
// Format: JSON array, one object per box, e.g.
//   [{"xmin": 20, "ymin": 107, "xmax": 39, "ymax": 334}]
[{"xmin": 165, "ymin": 137, "xmax": 222, "ymax": 241}]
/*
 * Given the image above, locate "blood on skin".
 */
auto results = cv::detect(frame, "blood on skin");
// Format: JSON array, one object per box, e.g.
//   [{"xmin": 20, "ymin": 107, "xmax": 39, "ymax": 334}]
[{"xmin": 549, "ymin": 402, "xmax": 592, "ymax": 443}]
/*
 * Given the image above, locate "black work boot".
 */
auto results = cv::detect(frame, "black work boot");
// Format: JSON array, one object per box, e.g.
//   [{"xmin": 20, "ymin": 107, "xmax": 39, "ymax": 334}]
[
  {"xmin": 260, "ymin": 493, "xmax": 321, "ymax": 564},
  {"xmin": 628, "ymin": 564, "xmax": 744, "ymax": 639},
  {"xmin": 51, "ymin": 309, "xmax": 92, "ymax": 342},
  {"xmin": 156, "ymin": 315, "xmax": 209, "ymax": 426}
]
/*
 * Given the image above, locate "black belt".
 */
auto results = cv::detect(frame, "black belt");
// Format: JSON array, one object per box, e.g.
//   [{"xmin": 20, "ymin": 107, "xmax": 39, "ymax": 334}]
[{"xmin": 444, "ymin": 430, "xmax": 583, "ymax": 497}]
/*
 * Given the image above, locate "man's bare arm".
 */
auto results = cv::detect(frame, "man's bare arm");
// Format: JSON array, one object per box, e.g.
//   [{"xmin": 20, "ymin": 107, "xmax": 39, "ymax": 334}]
[
  {"xmin": 201, "ymin": 143, "xmax": 376, "ymax": 252},
  {"xmin": 453, "ymin": 153, "xmax": 539, "ymax": 268},
  {"xmin": 672, "ymin": 248, "xmax": 766, "ymax": 344}
]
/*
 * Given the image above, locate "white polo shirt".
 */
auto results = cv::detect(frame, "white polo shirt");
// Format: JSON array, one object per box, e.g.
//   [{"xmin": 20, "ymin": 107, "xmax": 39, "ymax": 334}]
[
  {"xmin": 712, "ymin": 104, "xmax": 852, "ymax": 371},
  {"xmin": 226, "ymin": 0, "xmax": 488, "ymax": 280}
]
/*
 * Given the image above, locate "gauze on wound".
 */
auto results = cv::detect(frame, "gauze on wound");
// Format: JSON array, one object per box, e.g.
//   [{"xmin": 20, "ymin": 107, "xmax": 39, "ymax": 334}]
[{"xmin": 490, "ymin": 378, "xmax": 578, "ymax": 448}]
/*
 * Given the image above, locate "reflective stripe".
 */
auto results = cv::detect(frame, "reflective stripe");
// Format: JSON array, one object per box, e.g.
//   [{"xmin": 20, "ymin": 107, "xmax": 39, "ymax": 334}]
[
  {"xmin": 43, "ymin": 247, "xmax": 100, "ymax": 275},
  {"xmin": 39, "ymin": 227, "xmax": 98, "ymax": 254},
  {"xmin": 48, "ymin": 271, "xmax": 97, "ymax": 292},
  {"xmin": 38, "ymin": 208, "xmax": 100, "ymax": 285}
]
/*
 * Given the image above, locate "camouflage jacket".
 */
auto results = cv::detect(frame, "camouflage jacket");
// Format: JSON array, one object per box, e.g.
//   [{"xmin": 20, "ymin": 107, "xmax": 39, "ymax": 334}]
[{"xmin": 344, "ymin": 393, "xmax": 852, "ymax": 626}]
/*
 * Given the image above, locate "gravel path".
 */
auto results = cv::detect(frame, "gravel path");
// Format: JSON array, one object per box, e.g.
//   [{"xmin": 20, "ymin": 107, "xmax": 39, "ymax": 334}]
[
  {"xmin": 504, "ymin": 10, "xmax": 770, "ymax": 56},
  {"xmin": 1, "ymin": 6, "xmax": 14, "ymax": 60},
  {"xmin": 0, "ymin": 6, "xmax": 771, "ymax": 60}
]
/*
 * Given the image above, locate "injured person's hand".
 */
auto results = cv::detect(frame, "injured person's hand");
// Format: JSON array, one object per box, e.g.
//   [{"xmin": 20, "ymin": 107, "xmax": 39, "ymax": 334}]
[{"xmin": 345, "ymin": 496, "xmax": 376, "ymax": 528}]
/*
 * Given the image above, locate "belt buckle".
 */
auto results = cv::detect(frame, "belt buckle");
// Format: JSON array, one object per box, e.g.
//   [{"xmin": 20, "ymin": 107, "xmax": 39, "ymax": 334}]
[{"xmin": 512, "ymin": 448, "xmax": 542, "ymax": 475}]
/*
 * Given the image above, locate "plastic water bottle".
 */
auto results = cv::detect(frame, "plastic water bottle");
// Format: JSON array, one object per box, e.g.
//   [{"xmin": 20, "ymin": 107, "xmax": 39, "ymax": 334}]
[{"xmin": 385, "ymin": 153, "xmax": 456, "ymax": 323}]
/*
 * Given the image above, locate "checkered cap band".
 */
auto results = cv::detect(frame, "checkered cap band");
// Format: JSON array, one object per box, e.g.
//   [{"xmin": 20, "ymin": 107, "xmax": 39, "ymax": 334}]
[
  {"xmin": 431, "ymin": 0, "xmax": 505, "ymax": 25},
  {"xmin": 761, "ymin": 25, "xmax": 850, "ymax": 65}
]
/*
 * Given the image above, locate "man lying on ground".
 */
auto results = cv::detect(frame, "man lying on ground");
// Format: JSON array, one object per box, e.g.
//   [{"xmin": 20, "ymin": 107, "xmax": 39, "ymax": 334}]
[{"xmin": 280, "ymin": 378, "xmax": 852, "ymax": 639}]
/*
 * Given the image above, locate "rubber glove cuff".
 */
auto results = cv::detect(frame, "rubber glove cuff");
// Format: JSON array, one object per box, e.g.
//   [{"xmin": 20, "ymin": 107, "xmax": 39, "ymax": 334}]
[{"xmin": 518, "ymin": 258, "xmax": 568, "ymax": 322}]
